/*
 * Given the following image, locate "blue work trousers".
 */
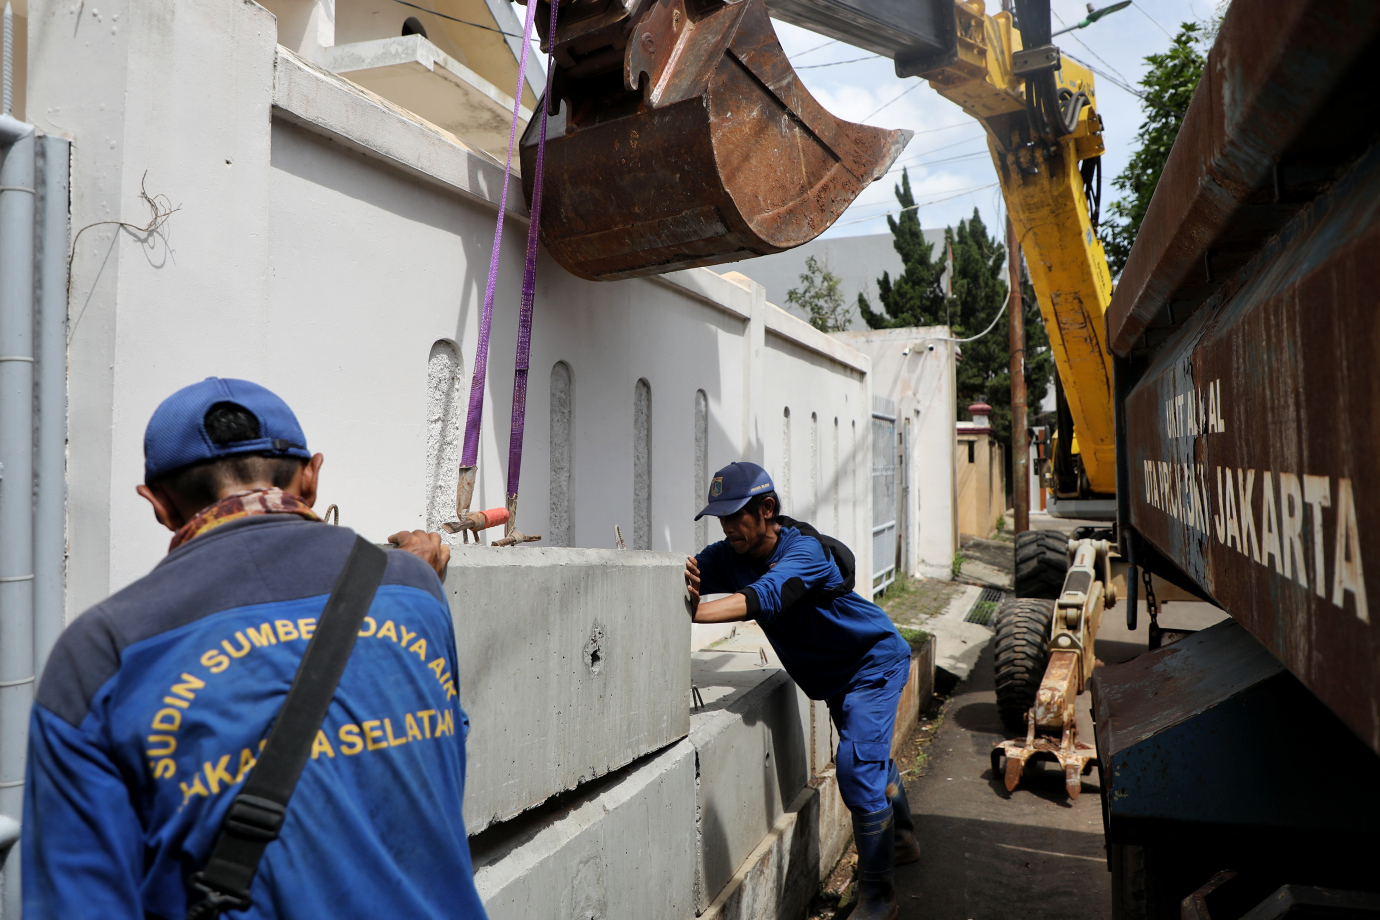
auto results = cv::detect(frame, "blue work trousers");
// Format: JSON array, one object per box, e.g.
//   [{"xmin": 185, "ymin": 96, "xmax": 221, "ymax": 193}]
[{"xmin": 827, "ymin": 654, "xmax": 911, "ymax": 813}]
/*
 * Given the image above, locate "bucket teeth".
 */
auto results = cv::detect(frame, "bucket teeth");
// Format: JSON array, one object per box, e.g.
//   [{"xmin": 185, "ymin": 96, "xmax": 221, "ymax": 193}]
[{"xmin": 520, "ymin": 0, "xmax": 910, "ymax": 281}]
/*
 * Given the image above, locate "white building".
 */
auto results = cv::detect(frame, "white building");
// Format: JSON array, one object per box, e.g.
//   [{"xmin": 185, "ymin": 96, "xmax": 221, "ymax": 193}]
[{"xmin": 0, "ymin": 0, "xmax": 959, "ymax": 913}]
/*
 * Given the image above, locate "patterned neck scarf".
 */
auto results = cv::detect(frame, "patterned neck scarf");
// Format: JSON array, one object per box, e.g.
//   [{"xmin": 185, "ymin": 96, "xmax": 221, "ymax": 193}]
[{"xmin": 169, "ymin": 487, "xmax": 319, "ymax": 552}]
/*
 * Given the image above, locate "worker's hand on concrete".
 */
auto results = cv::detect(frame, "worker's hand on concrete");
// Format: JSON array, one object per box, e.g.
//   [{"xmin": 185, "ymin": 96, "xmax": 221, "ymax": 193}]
[
  {"xmin": 685, "ymin": 556, "xmax": 701, "ymax": 615},
  {"xmin": 389, "ymin": 529, "xmax": 451, "ymax": 580}
]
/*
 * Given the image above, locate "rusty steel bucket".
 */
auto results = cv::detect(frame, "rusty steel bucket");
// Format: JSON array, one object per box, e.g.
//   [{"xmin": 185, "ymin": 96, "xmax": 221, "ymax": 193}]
[{"xmin": 519, "ymin": 0, "xmax": 911, "ymax": 281}]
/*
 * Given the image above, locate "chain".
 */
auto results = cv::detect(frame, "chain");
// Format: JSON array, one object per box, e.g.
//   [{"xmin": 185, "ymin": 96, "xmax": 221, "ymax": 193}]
[{"xmin": 1141, "ymin": 567, "xmax": 1158, "ymax": 618}]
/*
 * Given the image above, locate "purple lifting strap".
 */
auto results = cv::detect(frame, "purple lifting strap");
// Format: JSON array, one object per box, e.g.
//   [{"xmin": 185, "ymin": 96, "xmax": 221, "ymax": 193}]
[
  {"xmin": 505, "ymin": 0, "xmax": 559, "ymax": 501},
  {"xmin": 459, "ymin": 0, "xmax": 541, "ymax": 470}
]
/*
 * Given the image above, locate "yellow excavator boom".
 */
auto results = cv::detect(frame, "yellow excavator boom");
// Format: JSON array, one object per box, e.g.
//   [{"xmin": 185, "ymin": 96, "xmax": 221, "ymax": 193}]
[{"xmin": 920, "ymin": 1, "xmax": 1116, "ymax": 495}]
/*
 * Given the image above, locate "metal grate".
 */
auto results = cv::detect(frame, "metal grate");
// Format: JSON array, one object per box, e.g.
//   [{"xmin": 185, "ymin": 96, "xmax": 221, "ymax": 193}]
[{"xmin": 964, "ymin": 588, "xmax": 1005, "ymax": 625}]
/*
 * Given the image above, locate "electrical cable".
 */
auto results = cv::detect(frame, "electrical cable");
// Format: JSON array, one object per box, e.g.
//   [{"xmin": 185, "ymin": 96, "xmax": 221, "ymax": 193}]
[
  {"xmin": 933, "ymin": 285, "xmax": 1010, "ymax": 344},
  {"xmin": 392, "ymin": 0, "xmax": 541, "ymax": 40},
  {"xmin": 863, "ymin": 81, "xmax": 921, "ymax": 121},
  {"xmin": 832, "ymin": 182, "xmax": 998, "ymax": 227},
  {"xmin": 1131, "ymin": 1, "xmax": 1173, "ymax": 37},
  {"xmin": 798, "ymin": 54, "xmax": 883, "ymax": 69},
  {"xmin": 792, "ymin": 38, "xmax": 840, "ymax": 58}
]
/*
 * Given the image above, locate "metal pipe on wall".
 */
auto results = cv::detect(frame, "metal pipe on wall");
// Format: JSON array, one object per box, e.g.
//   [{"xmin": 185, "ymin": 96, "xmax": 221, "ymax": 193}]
[
  {"xmin": 0, "ymin": 126, "xmax": 36, "ymax": 918},
  {"xmin": 34, "ymin": 135, "xmax": 69, "ymax": 677}
]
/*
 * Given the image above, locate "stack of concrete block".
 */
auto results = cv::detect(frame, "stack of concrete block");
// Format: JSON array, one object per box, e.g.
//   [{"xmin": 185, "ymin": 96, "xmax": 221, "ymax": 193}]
[{"xmin": 443, "ymin": 546, "xmax": 691, "ymax": 831}]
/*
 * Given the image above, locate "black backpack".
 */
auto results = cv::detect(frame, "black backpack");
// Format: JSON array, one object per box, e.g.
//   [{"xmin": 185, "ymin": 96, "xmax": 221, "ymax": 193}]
[{"xmin": 775, "ymin": 515, "xmax": 857, "ymax": 602}]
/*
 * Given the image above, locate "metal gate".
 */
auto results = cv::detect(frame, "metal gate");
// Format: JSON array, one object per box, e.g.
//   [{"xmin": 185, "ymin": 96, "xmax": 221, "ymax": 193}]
[{"xmin": 871, "ymin": 397, "xmax": 898, "ymax": 594}]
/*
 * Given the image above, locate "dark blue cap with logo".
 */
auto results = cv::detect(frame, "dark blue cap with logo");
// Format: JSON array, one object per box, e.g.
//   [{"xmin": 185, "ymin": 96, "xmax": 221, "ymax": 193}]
[
  {"xmin": 695, "ymin": 461, "xmax": 775, "ymax": 520},
  {"xmin": 143, "ymin": 377, "xmax": 312, "ymax": 483}
]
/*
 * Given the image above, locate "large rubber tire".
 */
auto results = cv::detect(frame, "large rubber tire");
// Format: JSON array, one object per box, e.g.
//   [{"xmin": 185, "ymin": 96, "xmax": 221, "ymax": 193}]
[
  {"xmin": 993, "ymin": 598, "xmax": 1055, "ymax": 733},
  {"xmin": 1014, "ymin": 530, "xmax": 1070, "ymax": 599}
]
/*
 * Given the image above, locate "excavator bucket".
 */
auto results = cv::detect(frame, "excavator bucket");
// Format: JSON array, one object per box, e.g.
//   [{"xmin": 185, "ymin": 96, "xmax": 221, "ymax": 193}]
[{"xmin": 519, "ymin": 0, "xmax": 912, "ymax": 281}]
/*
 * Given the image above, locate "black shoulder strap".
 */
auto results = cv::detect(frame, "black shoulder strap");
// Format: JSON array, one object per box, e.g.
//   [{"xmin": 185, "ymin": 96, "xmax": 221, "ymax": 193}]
[
  {"xmin": 187, "ymin": 535, "xmax": 388, "ymax": 919},
  {"xmin": 776, "ymin": 516, "xmax": 857, "ymax": 600}
]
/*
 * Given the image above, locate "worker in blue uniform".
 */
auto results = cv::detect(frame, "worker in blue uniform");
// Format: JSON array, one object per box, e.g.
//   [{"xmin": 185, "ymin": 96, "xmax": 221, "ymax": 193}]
[
  {"xmin": 23, "ymin": 378, "xmax": 487, "ymax": 920},
  {"xmin": 685, "ymin": 461, "xmax": 919, "ymax": 920}
]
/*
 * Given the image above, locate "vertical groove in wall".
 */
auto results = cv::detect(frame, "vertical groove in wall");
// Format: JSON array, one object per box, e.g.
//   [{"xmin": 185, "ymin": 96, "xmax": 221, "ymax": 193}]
[
  {"xmin": 425, "ymin": 340, "xmax": 464, "ymax": 533},
  {"xmin": 851, "ymin": 420, "xmax": 858, "ymax": 548},
  {"xmin": 695, "ymin": 389, "xmax": 708, "ymax": 551},
  {"xmin": 634, "ymin": 378, "xmax": 652, "ymax": 551},
  {"xmin": 549, "ymin": 361, "xmax": 574, "ymax": 546},
  {"xmin": 781, "ymin": 407, "xmax": 791, "ymax": 515},
  {"xmin": 833, "ymin": 417, "xmax": 840, "ymax": 536},
  {"xmin": 811, "ymin": 412, "xmax": 819, "ymax": 524}
]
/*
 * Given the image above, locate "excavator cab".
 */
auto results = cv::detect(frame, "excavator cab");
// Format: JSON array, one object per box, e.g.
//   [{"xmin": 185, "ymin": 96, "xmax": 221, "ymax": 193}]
[{"xmin": 518, "ymin": 0, "xmax": 956, "ymax": 280}]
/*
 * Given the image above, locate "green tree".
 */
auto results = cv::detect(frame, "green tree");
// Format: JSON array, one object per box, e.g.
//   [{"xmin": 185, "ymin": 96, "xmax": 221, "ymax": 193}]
[
  {"xmin": 1100, "ymin": 22, "xmax": 1207, "ymax": 275},
  {"xmin": 948, "ymin": 210, "xmax": 1054, "ymax": 451},
  {"xmin": 786, "ymin": 255, "xmax": 851, "ymax": 333},
  {"xmin": 857, "ymin": 170, "xmax": 948, "ymax": 328}
]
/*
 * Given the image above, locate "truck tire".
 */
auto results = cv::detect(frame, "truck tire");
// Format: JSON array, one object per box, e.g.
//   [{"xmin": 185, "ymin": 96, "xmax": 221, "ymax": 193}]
[
  {"xmin": 993, "ymin": 598, "xmax": 1055, "ymax": 733},
  {"xmin": 1014, "ymin": 530, "xmax": 1069, "ymax": 599}
]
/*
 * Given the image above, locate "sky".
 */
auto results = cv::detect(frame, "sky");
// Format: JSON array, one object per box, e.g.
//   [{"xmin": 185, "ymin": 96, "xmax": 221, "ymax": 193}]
[{"xmin": 770, "ymin": 0, "xmax": 1223, "ymax": 241}]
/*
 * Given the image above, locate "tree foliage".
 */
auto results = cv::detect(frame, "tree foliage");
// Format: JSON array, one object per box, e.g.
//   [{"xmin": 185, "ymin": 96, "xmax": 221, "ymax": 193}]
[
  {"xmin": 859, "ymin": 173, "xmax": 1054, "ymax": 455},
  {"xmin": 947, "ymin": 210, "xmax": 1053, "ymax": 449},
  {"xmin": 786, "ymin": 255, "xmax": 851, "ymax": 333},
  {"xmin": 1100, "ymin": 22, "xmax": 1208, "ymax": 275},
  {"xmin": 857, "ymin": 170, "xmax": 948, "ymax": 329}
]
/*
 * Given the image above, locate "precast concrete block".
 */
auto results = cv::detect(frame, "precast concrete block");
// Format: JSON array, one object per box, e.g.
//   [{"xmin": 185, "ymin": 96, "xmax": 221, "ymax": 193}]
[
  {"xmin": 691, "ymin": 653, "xmax": 810, "ymax": 912},
  {"xmin": 472, "ymin": 740, "xmax": 697, "ymax": 920},
  {"xmin": 700, "ymin": 766, "xmax": 853, "ymax": 920},
  {"xmin": 444, "ymin": 545, "xmax": 691, "ymax": 830}
]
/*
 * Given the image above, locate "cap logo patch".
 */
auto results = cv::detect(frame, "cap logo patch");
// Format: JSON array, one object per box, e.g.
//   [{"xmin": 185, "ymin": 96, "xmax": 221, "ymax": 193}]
[{"xmin": 710, "ymin": 477, "xmax": 724, "ymax": 497}]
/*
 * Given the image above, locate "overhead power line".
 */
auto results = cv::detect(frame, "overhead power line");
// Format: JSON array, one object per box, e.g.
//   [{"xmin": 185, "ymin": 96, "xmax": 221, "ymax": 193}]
[{"xmin": 798, "ymin": 55, "xmax": 884, "ymax": 69}]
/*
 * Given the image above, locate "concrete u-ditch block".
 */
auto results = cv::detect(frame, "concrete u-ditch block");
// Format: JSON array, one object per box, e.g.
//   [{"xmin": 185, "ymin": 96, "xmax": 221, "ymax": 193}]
[
  {"xmin": 444, "ymin": 545, "xmax": 690, "ymax": 830},
  {"xmin": 691, "ymin": 656, "xmax": 810, "ymax": 912},
  {"xmin": 700, "ymin": 766, "xmax": 852, "ymax": 920},
  {"xmin": 472, "ymin": 740, "xmax": 698, "ymax": 919}
]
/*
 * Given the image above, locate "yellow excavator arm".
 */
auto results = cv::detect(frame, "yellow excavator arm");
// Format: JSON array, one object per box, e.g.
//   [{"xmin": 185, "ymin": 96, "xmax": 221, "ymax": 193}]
[{"xmin": 919, "ymin": 2, "xmax": 1116, "ymax": 496}]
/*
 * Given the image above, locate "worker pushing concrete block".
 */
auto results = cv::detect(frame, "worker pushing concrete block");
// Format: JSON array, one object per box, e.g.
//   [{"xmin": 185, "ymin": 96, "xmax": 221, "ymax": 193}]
[{"xmin": 443, "ymin": 545, "xmax": 691, "ymax": 831}]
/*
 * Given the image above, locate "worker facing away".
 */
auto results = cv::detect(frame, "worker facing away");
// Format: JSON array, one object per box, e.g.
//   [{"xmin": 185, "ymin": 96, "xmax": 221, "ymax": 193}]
[
  {"xmin": 686, "ymin": 461, "xmax": 918, "ymax": 920},
  {"xmin": 23, "ymin": 378, "xmax": 487, "ymax": 920}
]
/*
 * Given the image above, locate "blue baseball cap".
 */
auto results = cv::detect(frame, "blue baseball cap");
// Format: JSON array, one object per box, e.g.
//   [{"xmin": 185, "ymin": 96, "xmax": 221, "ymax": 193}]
[
  {"xmin": 143, "ymin": 377, "xmax": 311, "ymax": 483},
  {"xmin": 695, "ymin": 461, "xmax": 775, "ymax": 520}
]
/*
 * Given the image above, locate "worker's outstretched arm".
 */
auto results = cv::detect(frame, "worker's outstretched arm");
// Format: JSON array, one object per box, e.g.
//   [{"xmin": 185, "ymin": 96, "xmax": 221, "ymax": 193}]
[{"xmin": 685, "ymin": 553, "xmax": 749, "ymax": 623}]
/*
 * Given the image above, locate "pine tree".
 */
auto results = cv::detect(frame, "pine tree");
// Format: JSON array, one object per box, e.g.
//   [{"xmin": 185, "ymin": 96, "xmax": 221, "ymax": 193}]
[
  {"xmin": 948, "ymin": 209, "xmax": 1054, "ymax": 450},
  {"xmin": 857, "ymin": 170, "xmax": 948, "ymax": 328},
  {"xmin": 1100, "ymin": 22, "xmax": 1207, "ymax": 275},
  {"xmin": 786, "ymin": 255, "xmax": 851, "ymax": 333}
]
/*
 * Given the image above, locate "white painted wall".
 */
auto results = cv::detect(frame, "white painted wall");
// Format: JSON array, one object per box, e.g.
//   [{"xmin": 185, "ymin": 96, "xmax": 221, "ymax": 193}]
[
  {"xmin": 24, "ymin": 0, "xmax": 874, "ymax": 617},
  {"xmin": 836, "ymin": 327, "xmax": 957, "ymax": 580}
]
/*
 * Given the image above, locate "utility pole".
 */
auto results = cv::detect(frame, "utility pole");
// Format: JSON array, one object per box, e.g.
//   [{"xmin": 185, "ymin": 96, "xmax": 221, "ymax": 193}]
[
  {"xmin": 1001, "ymin": 0, "xmax": 1029, "ymax": 534},
  {"xmin": 1008, "ymin": 216, "xmax": 1028, "ymax": 534}
]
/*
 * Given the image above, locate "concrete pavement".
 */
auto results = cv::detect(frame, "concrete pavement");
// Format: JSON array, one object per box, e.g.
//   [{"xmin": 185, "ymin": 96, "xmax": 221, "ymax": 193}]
[{"xmin": 894, "ymin": 547, "xmax": 1227, "ymax": 918}]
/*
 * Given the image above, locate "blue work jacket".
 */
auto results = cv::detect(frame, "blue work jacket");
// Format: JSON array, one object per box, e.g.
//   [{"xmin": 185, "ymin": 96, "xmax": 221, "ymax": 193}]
[
  {"xmin": 696, "ymin": 517, "xmax": 910, "ymax": 700},
  {"xmin": 23, "ymin": 515, "xmax": 487, "ymax": 920}
]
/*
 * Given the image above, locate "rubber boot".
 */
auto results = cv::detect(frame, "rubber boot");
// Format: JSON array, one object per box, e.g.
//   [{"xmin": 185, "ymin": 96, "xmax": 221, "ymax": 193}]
[
  {"xmin": 886, "ymin": 760, "xmax": 921, "ymax": 865},
  {"xmin": 850, "ymin": 806, "xmax": 898, "ymax": 920}
]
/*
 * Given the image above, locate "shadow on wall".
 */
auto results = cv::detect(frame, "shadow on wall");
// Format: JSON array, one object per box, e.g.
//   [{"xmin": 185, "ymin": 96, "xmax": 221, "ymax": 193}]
[{"xmin": 696, "ymin": 668, "xmax": 810, "ymax": 907}]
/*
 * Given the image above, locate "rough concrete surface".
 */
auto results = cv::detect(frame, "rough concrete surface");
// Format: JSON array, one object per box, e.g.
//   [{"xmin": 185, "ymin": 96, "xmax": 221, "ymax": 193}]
[
  {"xmin": 444, "ymin": 545, "xmax": 691, "ymax": 830},
  {"xmin": 471, "ymin": 740, "xmax": 697, "ymax": 919}
]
